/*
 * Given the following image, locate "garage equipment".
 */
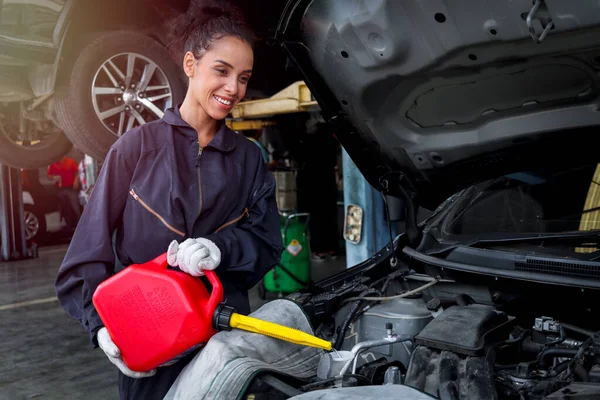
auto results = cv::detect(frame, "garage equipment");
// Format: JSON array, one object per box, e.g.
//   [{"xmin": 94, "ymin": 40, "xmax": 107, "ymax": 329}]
[
  {"xmin": 92, "ymin": 253, "xmax": 331, "ymax": 372},
  {"xmin": 263, "ymin": 213, "xmax": 311, "ymax": 297},
  {"xmin": 0, "ymin": 165, "xmax": 29, "ymax": 261}
]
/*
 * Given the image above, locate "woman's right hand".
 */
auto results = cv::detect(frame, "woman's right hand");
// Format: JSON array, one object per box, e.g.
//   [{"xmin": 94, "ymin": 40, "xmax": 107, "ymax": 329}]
[{"xmin": 97, "ymin": 327, "xmax": 156, "ymax": 378}]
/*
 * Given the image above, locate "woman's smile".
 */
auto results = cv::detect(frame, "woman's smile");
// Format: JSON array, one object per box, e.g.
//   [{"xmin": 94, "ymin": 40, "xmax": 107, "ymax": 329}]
[{"xmin": 213, "ymin": 94, "xmax": 235, "ymax": 110}]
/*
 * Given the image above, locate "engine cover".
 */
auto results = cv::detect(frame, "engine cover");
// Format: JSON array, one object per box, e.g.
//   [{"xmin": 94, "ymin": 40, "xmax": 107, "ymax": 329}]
[
  {"xmin": 404, "ymin": 347, "xmax": 497, "ymax": 400},
  {"xmin": 414, "ymin": 305, "xmax": 511, "ymax": 356},
  {"xmin": 404, "ymin": 306, "xmax": 513, "ymax": 400}
]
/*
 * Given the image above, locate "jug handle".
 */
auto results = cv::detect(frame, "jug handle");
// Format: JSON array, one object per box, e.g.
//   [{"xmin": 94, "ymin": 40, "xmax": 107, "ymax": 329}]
[
  {"xmin": 203, "ymin": 270, "xmax": 224, "ymax": 321},
  {"xmin": 151, "ymin": 252, "xmax": 169, "ymax": 268},
  {"xmin": 150, "ymin": 253, "xmax": 224, "ymax": 319}
]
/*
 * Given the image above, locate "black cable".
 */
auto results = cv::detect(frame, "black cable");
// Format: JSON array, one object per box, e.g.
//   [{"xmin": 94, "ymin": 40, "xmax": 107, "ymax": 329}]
[
  {"xmin": 367, "ymin": 269, "xmax": 407, "ymax": 292},
  {"xmin": 343, "ymin": 373, "xmax": 372, "ymax": 386},
  {"xmin": 574, "ymin": 363, "xmax": 589, "ymax": 382},
  {"xmin": 397, "ymin": 183, "xmax": 421, "ymax": 247},
  {"xmin": 566, "ymin": 337, "xmax": 594, "ymax": 379},
  {"xmin": 299, "ymin": 373, "xmax": 371, "ymax": 392},
  {"xmin": 333, "ymin": 288, "xmax": 380, "ymax": 350},
  {"xmin": 544, "ymin": 326, "xmax": 566, "ymax": 346},
  {"xmin": 380, "ymin": 192, "xmax": 398, "ymax": 267},
  {"xmin": 561, "ymin": 323, "xmax": 595, "ymax": 338},
  {"xmin": 486, "ymin": 329, "xmax": 529, "ymax": 365},
  {"xmin": 552, "ymin": 360, "xmax": 571, "ymax": 375}
]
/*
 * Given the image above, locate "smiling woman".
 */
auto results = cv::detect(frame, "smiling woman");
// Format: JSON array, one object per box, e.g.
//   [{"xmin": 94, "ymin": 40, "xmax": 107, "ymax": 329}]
[
  {"xmin": 169, "ymin": 3, "xmax": 255, "ymax": 145},
  {"xmin": 54, "ymin": 2, "xmax": 283, "ymax": 400},
  {"xmin": 179, "ymin": 36, "xmax": 253, "ymax": 141}
]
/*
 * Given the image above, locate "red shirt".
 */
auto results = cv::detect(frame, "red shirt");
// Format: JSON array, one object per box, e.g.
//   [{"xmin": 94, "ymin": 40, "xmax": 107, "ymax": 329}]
[{"xmin": 48, "ymin": 158, "xmax": 78, "ymax": 188}]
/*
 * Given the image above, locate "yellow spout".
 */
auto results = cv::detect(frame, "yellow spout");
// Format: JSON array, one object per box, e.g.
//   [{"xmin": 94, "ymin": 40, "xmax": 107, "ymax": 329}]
[{"xmin": 229, "ymin": 313, "xmax": 332, "ymax": 351}]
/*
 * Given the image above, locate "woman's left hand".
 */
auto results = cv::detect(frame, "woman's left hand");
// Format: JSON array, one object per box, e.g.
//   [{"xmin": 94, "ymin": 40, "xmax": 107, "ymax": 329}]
[{"xmin": 167, "ymin": 238, "xmax": 221, "ymax": 276}]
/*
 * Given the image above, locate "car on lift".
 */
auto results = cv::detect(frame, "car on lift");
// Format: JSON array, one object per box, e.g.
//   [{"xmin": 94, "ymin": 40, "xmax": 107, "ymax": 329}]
[
  {"xmin": 0, "ymin": 0, "xmax": 292, "ymax": 169},
  {"xmin": 238, "ymin": 1, "xmax": 600, "ymax": 399},
  {"xmin": 0, "ymin": 0, "xmax": 191, "ymax": 169}
]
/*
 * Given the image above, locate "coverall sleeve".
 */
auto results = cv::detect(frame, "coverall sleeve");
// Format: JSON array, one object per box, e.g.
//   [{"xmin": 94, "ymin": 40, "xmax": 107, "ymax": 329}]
[
  {"xmin": 55, "ymin": 145, "xmax": 135, "ymax": 346},
  {"xmin": 204, "ymin": 157, "xmax": 283, "ymax": 290}
]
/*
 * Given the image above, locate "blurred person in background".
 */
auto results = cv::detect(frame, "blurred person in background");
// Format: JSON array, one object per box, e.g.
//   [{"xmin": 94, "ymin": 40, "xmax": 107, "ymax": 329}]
[{"xmin": 48, "ymin": 155, "xmax": 81, "ymax": 230}]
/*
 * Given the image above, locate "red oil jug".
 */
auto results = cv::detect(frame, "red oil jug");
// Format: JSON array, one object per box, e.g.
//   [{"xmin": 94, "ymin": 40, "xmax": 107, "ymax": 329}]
[{"xmin": 92, "ymin": 253, "xmax": 223, "ymax": 372}]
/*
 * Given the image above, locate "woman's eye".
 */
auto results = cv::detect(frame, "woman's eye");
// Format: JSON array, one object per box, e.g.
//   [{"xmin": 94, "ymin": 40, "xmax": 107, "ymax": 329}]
[
  {"xmin": 239, "ymin": 76, "xmax": 250, "ymax": 84},
  {"xmin": 215, "ymin": 68, "xmax": 227, "ymax": 75}
]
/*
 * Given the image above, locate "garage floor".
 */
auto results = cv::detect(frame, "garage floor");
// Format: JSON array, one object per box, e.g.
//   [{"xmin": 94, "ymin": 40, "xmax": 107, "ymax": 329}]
[{"xmin": 0, "ymin": 245, "xmax": 346, "ymax": 399}]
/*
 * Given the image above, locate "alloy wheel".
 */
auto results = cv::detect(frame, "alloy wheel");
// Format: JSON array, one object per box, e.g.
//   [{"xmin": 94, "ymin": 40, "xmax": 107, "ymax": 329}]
[
  {"xmin": 23, "ymin": 210, "xmax": 40, "ymax": 240},
  {"xmin": 91, "ymin": 52, "xmax": 174, "ymax": 137}
]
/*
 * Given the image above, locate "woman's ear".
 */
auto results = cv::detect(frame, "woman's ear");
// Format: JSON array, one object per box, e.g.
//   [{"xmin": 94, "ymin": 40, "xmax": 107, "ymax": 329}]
[{"xmin": 183, "ymin": 51, "xmax": 196, "ymax": 78}]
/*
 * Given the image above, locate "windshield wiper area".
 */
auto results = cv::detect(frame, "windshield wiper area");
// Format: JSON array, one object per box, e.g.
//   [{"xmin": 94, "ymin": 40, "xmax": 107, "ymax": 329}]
[
  {"xmin": 402, "ymin": 245, "xmax": 600, "ymax": 290},
  {"xmin": 462, "ymin": 229, "xmax": 600, "ymax": 247}
]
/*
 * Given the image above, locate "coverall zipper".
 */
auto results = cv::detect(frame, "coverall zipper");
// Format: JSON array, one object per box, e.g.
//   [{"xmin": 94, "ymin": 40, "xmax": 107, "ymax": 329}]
[
  {"xmin": 129, "ymin": 189, "xmax": 185, "ymax": 237},
  {"xmin": 197, "ymin": 144, "xmax": 203, "ymax": 218},
  {"xmin": 214, "ymin": 208, "xmax": 250, "ymax": 233}
]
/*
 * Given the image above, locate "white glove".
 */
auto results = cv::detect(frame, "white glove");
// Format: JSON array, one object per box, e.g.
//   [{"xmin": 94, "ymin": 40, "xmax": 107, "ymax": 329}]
[
  {"xmin": 167, "ymin": 238, "xmax": 221, "ymax": 276},
  {"xmin": 97, "ymin": 327, "xmax": 156, "ymax": 378}
]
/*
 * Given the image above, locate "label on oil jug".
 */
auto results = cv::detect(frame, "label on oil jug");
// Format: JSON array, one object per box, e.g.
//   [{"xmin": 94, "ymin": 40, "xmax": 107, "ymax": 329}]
[{"xmin": 287, "ymin": 239, "xmax": 302, "ymax": 256}]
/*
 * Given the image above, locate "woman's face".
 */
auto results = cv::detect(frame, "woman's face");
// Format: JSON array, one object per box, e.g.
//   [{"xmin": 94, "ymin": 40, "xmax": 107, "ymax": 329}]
[{"xmin": 183, "ymin": 35, "xmax": 254, "ymax": 121}]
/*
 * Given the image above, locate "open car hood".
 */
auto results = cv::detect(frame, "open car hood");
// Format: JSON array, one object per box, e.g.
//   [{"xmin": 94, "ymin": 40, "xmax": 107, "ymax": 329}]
[{"xmin": 276, "ymin": 0, "xmax": 600, "ymax": 207}]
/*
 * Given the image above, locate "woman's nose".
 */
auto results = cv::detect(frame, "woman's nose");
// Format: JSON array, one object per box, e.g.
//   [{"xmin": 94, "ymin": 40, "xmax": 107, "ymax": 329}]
[{"xmin": 224, "ymin": 79, "xmax": 238, "ymax": 96}]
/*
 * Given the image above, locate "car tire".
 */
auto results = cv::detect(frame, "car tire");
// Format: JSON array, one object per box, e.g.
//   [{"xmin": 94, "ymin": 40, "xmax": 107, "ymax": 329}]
[
  {"xmin": 54, "ymin": 31, "xmax": 186, "ymax": 161},
  {"xmin": 0, "ymin": 122, "xmax": 72, "ymax": 169},
  {"xmin": 23, "ymin": 205, "xmax": 46, "ymax": 242}
]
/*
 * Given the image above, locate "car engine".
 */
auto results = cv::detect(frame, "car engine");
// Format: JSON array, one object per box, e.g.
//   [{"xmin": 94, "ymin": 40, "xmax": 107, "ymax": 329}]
[{"xmin": 290, "ymin": 271, "xmax": 600, "ymax": 400}]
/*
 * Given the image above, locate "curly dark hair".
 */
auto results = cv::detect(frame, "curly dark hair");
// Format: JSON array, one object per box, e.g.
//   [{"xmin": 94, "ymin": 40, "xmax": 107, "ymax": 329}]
[{"xmin": 167, "ymin": 0, "xmax": 256, "ymax": 63}]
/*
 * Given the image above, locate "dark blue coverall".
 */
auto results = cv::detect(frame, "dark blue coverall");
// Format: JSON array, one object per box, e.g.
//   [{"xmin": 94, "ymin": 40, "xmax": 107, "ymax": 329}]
[{"xmin": 55, "ymin": 106, "xmax": 283, "ymax": 399}]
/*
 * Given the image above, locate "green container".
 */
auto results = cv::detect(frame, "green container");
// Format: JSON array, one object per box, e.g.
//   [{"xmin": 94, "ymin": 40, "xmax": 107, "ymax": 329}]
[{"xmin": 263, "ymin": 213, "xmax": 311, "ymax": 294}]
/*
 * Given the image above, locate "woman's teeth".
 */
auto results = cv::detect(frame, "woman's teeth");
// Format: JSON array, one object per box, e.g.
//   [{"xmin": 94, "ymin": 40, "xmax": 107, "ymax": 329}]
[{"xmin": 214, "ymin": 96, "xmax": 232, "ymax": 106}]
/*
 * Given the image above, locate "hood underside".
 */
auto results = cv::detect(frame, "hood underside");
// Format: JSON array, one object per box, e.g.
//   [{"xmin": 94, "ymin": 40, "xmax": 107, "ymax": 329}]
[{"xmin": 277, "ymin": 0, "xmax": 600, "ymax": 207}]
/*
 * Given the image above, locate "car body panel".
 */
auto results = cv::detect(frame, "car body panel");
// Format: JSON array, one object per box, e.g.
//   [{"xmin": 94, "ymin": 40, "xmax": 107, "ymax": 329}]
[
  {"xmin": 23, "ymin": 190, "xmax": 65, "ymax": 235},
  {"xmin": 276, "ymin": 0, "xmax": 600, "ymax": 206}
]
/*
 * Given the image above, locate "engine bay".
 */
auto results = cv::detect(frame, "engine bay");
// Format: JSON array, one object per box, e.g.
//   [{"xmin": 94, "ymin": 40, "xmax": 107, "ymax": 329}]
[{"xmin": 282, "ymin": 258, "xmax": 600, "ymax": 400}]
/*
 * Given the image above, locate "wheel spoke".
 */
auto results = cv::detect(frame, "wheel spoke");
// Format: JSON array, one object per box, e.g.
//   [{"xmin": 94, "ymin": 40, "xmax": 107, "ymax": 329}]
[
  {"xmin": 138, "ymin": 63, "xmax": 157, "ymax": 92},
  {"xmin": 144, "ymin": 84, "xmax": 171, "ymax": 92},
  {"xmin": 125, "ymin": 54, "xmax": 136, "ymax": 88},
  {"xmin": 140, "ymin": 98, "xmax": 164, "ymax": 119},
  {"xmin": 147, "ymin": 93, "xmax": 171, "ymax": 102},
  {"xmin": 117, "ymin": 111, "xmax": 126, "ymax": 136},
  {"xmin": 99, "ymin": 104, "xmax": 126, "ymax": 121},
  {"xmin": 107, "ymin": 60, "xmax": 126, "ymax": 81},
  {"xmin": 93, "ymin": 87, "xmax": 122, "ymax": 95},
  {"xmin": 126, "ymin": 114, "xmax": 135, "ymax": 131},
  {"xmin": 130, "ymin": 109, "xmax": 147, "ymax": 125},
  {"xmin": 101, "ymin": 65, "xmax": 119, "ymax": 87}
]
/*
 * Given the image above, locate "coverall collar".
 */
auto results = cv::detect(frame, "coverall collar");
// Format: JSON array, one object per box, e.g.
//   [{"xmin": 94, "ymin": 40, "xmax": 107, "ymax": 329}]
[{"xmin": 163, "ymin": 105, "xmax": 237, "ymax": 153}]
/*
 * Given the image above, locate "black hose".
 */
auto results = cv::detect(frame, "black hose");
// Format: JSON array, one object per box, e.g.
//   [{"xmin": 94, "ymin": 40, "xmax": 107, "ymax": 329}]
[
  {"xmin": 552, "ymin": 360, "xmax": 570, "ymax": 375},
  {"xmin": 545, "ymin": 326, "xmax": 566, "ymax": 346},
  {"xmin": 561, "ymin": 323, "xmax": 595, "ymax": 338},
  {"xmin": 455, "ymin": 294, "xmax": 475, "ymax": 306},
  {"xmin": 333, "ymin": 288, "xmax": 380, "ymax": 350},
  {"xmin": 538, "ymin": 348, "xmax": 578, "ymax": 368},
  {"xmin": 567, "ymin": 337, "xmax": 594, "ymax": 377},
  {"xmin": 574, "ymin": 363, "xmax": 589, "ymax": 382}
]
